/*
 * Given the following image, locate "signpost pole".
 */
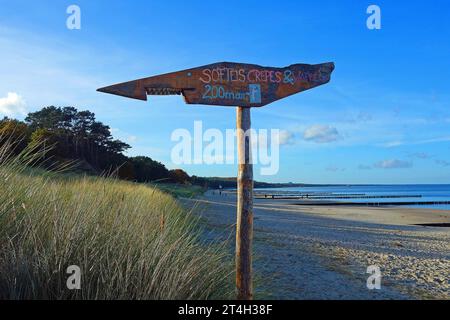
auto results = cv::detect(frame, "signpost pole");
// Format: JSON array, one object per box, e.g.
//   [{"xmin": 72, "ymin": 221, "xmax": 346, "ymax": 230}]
[{"xmin": 236, "ymin": 106, "xmax": 254, "ymax": 300}]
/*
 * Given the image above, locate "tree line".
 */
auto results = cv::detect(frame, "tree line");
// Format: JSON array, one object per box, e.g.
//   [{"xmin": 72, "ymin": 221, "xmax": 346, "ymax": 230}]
[{"xmin": 0, "ymin": 106, "xmax": 190, "ymax": 184}]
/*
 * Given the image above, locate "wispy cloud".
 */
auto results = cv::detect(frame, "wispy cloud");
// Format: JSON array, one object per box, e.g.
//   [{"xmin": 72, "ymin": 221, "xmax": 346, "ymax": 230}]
[
  {"xmin": 379, "ymin": 141, "xmax": 403, "ymax": 148},
  {"xmin": 409, "ymin": 152, "xmax": 431, "ymax": 159},
  {"xmin": 0, "ymin": 26, "xmax": 127, "ymax": 110},
  {"xmin": 435, "ymin": 159, "xmax": 450, "ymax": 167},
  {"xmin": 326, "ymin": 165, "xmax": 345, "ymax": 172},
  {"xmin": 346, "ymin": 111, "xmax": 373, "ymax": 124},
  {"xmin": 379, "ymin": 136, "xmax": 450, "ymax": 148},
  {"xmin": 373, "ymin": 159, "xmax": 412, "ymax": 169},
  {"xmin": 303, "ymin": 125, "xmax": 341, "ymax": 143}
]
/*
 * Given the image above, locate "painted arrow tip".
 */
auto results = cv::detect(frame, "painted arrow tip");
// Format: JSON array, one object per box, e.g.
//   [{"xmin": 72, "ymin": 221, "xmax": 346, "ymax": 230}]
[
  {"xmin": 320, "ymin": 62, "xmax": 335, "ymax": 72},
  {"xmin": 97, "ymin": 82, "xmax": 147, "ymax": 101}
]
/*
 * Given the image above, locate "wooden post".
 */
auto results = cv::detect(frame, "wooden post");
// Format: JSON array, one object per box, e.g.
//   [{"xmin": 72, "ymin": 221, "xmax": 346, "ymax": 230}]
[{"xmin": 236, "ymin": 106, "xmax": 254, "ymax": 300}]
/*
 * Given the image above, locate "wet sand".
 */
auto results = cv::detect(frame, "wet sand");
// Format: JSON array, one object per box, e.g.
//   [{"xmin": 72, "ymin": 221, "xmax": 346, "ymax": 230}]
[
  {"xmin": 181, "ymin": 191, "xmax": 450, "ymax": 300},
  {"xmin": 251, "ymin": 198, "xmax": 450, "ymax": 226}
]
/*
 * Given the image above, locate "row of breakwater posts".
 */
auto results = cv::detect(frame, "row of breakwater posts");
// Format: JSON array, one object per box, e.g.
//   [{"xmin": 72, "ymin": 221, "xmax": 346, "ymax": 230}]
[
  {"xmin": 292, "ymin": 200, "xmax": 450, "ymax": 207},
  {"xmin": 214, "ymin": 190, "xmax": 450, "ymax": 207},
  {"xmin": 246, "ymin": 190, "xmax": 425, "ymax": 200},
  {"xmin": 256, "ymin": 194, "xmax": 423, "ymax": 200},
  {"xmin": 224, "ymin": 190, "xmax": 426, "ymax": 200}
]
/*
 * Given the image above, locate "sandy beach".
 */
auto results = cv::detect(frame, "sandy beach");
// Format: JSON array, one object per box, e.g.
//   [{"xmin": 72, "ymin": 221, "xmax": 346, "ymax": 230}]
[{"xmin": 182, "ymin": 191, "xmax": 450, "ymax": 300}]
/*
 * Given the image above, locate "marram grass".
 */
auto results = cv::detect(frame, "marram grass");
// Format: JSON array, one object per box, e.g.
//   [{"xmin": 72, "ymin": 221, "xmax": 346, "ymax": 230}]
[{"xmin": 0, "ymin": 144, "xmax": 233, "ymax": 300}]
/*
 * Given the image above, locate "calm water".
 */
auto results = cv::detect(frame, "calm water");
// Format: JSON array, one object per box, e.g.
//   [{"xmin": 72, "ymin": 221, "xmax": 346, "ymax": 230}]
[{"xmin": 256, "ymin": 184, "xmax": 450, "ymax": 210}]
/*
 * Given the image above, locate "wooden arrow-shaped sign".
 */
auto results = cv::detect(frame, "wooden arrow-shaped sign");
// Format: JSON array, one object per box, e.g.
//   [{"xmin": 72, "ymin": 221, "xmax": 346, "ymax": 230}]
[
  {"xmin": 97, "ymin": 61, "xmax": 334, "ymax": 107},
  {"xmin": 97, "ymin": 60, "xmax": 335, "ymax": 301}
]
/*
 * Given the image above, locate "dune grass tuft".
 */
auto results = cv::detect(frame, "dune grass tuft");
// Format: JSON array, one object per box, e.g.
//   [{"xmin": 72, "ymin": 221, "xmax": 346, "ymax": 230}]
[{"xmin": 0, "ymin": 143, "xmax": 233, "ymax": 300}]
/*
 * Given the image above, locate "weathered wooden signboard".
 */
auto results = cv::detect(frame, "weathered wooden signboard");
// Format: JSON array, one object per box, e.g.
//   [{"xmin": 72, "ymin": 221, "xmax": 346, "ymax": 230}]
[
  {"xmin": 98, "ymin": 61, "xmax": 335, "ymax": 300},
  {"xmin": 97, "ymin": 61, "xmax": 334, "ymax": 107}
]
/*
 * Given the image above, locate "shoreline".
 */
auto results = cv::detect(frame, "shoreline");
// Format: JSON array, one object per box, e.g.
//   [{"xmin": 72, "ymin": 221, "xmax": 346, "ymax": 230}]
[
  {"xmin": 213, "ymin": 190, "xmax": 450, "ymax": 227},
  {"xmin": 182, "ymin": 190, "xmax": 450, "ymax": 299}
]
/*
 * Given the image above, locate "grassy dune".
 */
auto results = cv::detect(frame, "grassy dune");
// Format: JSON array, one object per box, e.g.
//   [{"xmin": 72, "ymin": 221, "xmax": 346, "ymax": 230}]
[
  {"xmin": 150, "ymin": 183, "xmax": 205, "ymax": 199},
  {"xmin": 0, "ymin": 149, "xmax": 232, "ymax": 299}
]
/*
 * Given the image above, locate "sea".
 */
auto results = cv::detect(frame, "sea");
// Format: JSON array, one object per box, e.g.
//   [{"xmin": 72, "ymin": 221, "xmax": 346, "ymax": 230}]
[{"xmin": 255, "ymin": 184, "xmax": 450, "ymax": 210}]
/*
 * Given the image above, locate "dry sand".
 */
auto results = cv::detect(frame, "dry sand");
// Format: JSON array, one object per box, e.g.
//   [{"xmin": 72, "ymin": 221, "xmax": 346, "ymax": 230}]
[{"xmin": 182, "ymin": 191, "xmax": 450, "ymax": 300}]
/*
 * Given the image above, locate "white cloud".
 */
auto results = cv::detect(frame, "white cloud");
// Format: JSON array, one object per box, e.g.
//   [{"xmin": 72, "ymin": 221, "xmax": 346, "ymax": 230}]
[
  {"xmin": 374, "ymin": 159, "xmax": 412, "ymax": 169},
  {"xmin": 109, "ymin": 128, "xmax": 138, "ymax": 144},
  {"xmin": 277, "ymin": 130, "xmax": 295, "ymax": 146},
  {"xmin": 303, "ymin": 125, "xmax": 340, "ymax": 143},
  {"xmin": 251, "ymin": 129, "xmax": 295, "ymax": 149},
  {"xmin": 127, "ymin": 135, "xmax": 138, "ymax": 143},
  {"xmin": 0, "ymin": 92, "xmax": 27, "ymax": 117}
]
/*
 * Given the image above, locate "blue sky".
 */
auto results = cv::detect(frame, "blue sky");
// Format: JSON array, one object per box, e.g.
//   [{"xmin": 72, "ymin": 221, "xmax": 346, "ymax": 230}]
[{"xmin": 0, "ymin": 0, "xmax": 449, "ymax": 184}]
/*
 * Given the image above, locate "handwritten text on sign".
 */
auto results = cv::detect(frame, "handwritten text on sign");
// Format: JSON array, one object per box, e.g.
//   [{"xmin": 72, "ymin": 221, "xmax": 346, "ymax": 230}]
[
  {"xmin": 180, "ymin": 62, "xmax": 334, "ymax": 107},
  {"xmin": 199, "ymin": 67, "xmax": 326, "ymax": 85}
]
